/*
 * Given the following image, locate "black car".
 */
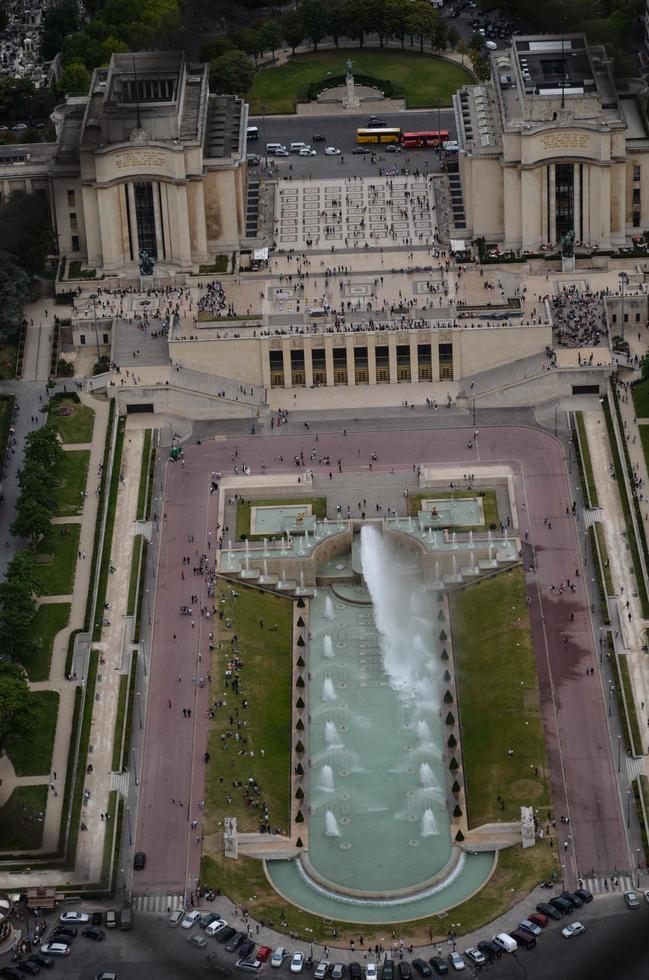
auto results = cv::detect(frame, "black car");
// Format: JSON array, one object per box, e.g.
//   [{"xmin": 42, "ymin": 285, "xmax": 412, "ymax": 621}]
[
  {"xmin": 134, "ymin": 851, "xmax": 146, "ymax": 870},
  {"xmin": 428, "ymin": 958, "xmax": 446, "ymax": 976},
  {"xmin": 0, "ymin": 968, "xmax": 26, "ymax": 980},
  {"xmin": 413, "ymin": 959, "xmax": 432, "ymax": 977},
  {"xmin": 561, "ymin": 892, "xmax": 583, "ymax": 909},
  {"xmin": 17, "ymin": 963, "xmax": 40, "ymax": 976},
  {"xmin": 382, "ymin": 960, "xmax": 394, "ymax": 980},
  {"xmin": 225, "ymin": 931, "xmax": 246, "ymax": 953},
  {"xmin": 82, "ymin": 926, "xmax": 105, "ymax": 941},
  {"xmin": 397, "ymin": 963, "xmax": 412, "ymax": 980},
  {"xmin": 477, "ymin": 940, "xmax": 502, "ymax": 961},
  {"xmin": 238, "ymin": 940, "xmax": 255, "ymax": 959},
  {"xmin": 349, "ymin": 965, "xmax": 362, "ymax": 980},
  {"xmin": 52, "ymin": 926, "xmax": 77, "ymax": 940},
  {"xmin": 353, "ymin": 147, "xmax": 370, "ymax": 154},
  {"xmin": 575, "ymin": 887, "xmax": 593, "ymax": 904},
  {"xmin": 549, "ymin": 897, "xmax": 572, "ymax": 915},
  {"xmin": 312, "ymin": 134, "xmax": 326, "ymax": 142},
  {"xmin": 91, "ymin": 911, "xmax": 104, "ymax": 925},
  {"xmin": 215, "ymin": 925, "xmax": 236, "ymax": 943},
  {"xmin": 368, "ymin": 118, "xmax": 387, "ymax": 127},
  {"xmin": 25, "ymin": 955, "xmax": 53, "ymax": 970},
  {"xmin": 536, "ymin": 902, "xmax": 562, "ymax": 921}
]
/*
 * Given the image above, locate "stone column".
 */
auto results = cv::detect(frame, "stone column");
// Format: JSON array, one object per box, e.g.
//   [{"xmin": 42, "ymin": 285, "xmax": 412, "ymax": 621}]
[
  {"xmin": 581, "ymin": 166, "xmax": 590, "ymax": 243},
  {"xmin": 98, "ymin": 185, "xmax": 124, "ymax": 273},
  {"xmin": 573, "ymin": 166, "xmax": 581, "ymax": 243},
  {"xmin": 409, "ymin": 335, "xmax": 419, "ymax": 384},
  {"xmin": 167, "ymin": 184, "xmax": 192, "ymax": 268},
  {"xmin": 304, "ymin": 337, "xmax": 314, "ymax": 388},
  {"xmin": 152, "ymin": 181, "xmax": 165, "ymax": 261},
  {"xmin": 81, "ymin": 186, "xmax": 102, "ymax": 268},
  {"xmin": 388, "ymin": 337, "xmax": 398, "ymax": 384},
  {"xmin": 127, "ymin": 183, "xmax": 139, "ymax": 258},
  {"xmin": 548, "ymin": 165, "xmax": 557, "ymax": 245},
  {"xmin": 521, "ymin": 169, "xmax": 543, "ymax": 250},
  {"xmin": 188, "ymin": 180, "xmax": 209, "ymax": 263},
  {"xmin": 367, "ymin": 334, "xmax": 377, "ymax": 385},
  {"xmin": 324, "ymin": 341, "xmax": 334, "ymax": 387},
  {"xmin": 503, "ymin": 167, "xmax": 522, "ymax": 250},
  {"xmin": 282, "ymin": 341, "xmax": 292, "ymax": 389},
  {"xmin": 345, "ymin": 337, "xmax": 356, "ymax": 386},
  {"xmin": 261, "ymin": 339, "xmax": 271, "ymax": 390},
  {"xmin": 432, "ymin": 333, "xmax": 441, "ymax": 382},
  {"xmin": 159, "ymin": 183, "xmax": 173, "ymax": 261}
]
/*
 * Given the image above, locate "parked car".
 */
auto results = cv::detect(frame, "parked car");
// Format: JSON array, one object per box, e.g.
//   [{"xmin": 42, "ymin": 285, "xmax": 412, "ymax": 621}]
[
  {"xmin": 60, "ymin": 911, "xmax": 89, "ymax": 923},
  {"xmin": 412, "ymin": 960, "xmax": 431, "ymax": 977},
  {"xmin": 624, "ymin": 890, "xmax": 640, "ymax": 908},
  {"xmin": 575, "ymin": 888, "xmax": 593, "ymax": 904},
  {"xmin": 225, "ymin": 931, "xmax": 247, "ymax": 952},
  {"xmin": 353, "ymin": 147, "xmax": 370, "ymax": 154},
  {"xmin": 312, "ymin": 134, "xmax": 326, "ymax": 142},
  {"xmin": 25, "ymin": 955, "xmax": 53, "ymax": 970},
  {"xmin": 519, "ymin": 919, "xmax": 542, "ymax": 937},
  {"xmin": 91, "ymin": 912, "xmax": 104, "ymax": 925},
  {"xmin": 237, "ymin": 959, "xmax": 263, "ymax": 974},
  {"xmin": 644, "ymin": 890, "xmax": 649, "ymax": 905},
  {"xmin": 105, "ymin": 909, "xmax": 117, "ymax": 929},
  {"xmin": 476, "ymin": 940, "xmax": 501, "ymax": 961},
  {"xmin": 200, "ymin": 911, "xmax": 219, "ymax": 929},
  {"xmin": 549, "ymin": 897, "xmax": 573, "ymax": 915},
  {"xmin": 428, "ymin": 957, "xmax": 446, "ymax": 975},
  {"xmin": 271, "ymin": 946, "xmax": 288, "ymax": 967},
  {"xmin": 492, "ymin": 933, "xmax": 517, "ymax": 954},
  {"xmin": 205, "ymin": 918, "xmax": 228, "ymax": 937},
  {"xmin": 257, "ymin": 947, "xmax": 272, "ymax": 962},
  {"xmin": 290, "ymin": 951, "xmax": 305, "ymax": 973},
  {"xmin": 448, "ymin": 952, "xmax": 465, "ymax": 971},
  {"xmin": 17, "ymin": 962, "xmax": 41, "ymax": 976},
  {"xmin": 40, "ymin": 943, "xmax": 70, "ymax": 957},
  {"xmin": 51, "ymin": 927, "xmax": 77, "ymax": 941},
  {"xmin": 315, "ymin": 962, "xmax": 331, "ymax": 978},
  {"xmin": 214, "ymin": 925, "xmax": 237, "ymax": 943},
  {"xmin": 168, "ymin": 908, "xmax": 184, "ymax": 927},
  {"xmin": 81, "ymin": 926, "xmax": 106, "ymax": 941},
  {"xmin": 238, "ymin": 941, "xmax": 255, "ymax": 960},
  {"xmin": 397, "ymin": 963, "xmax": 411, "ymax": 980},
  {"xmin": 510, "ymin": 930, "xmax": 535, "ymax": 950},
  {"xmin": 561, "ymin": 892, "xmax": 583, "ymax": 909},
  {"xmin": 1, "ymin": 968, "xmax": 27, "ymax": 980},
  {"xmin": 298, "ymin": 147, "xmax": 316, "ymax": 156},
  {"xmin": 331, "ymin": 966, "xmax": 346, "ymax": 979},
  {"xmin": 188, "ymin": 934, "xmax": 208, "ymax": 948},
  {"xmin": 133, "ymin": 851, "xmax": 146, "ymax": 870},
  {"xmin": 181, "ymin": 910, "xmax": 202, "ymax": 929},
  {"xmin": 324, "ymin": 147, "xmax": 341, "ymax": 155},
  {"xmin": 350, "ymin": 965, "xmax": 362, "ymax": 980},
  {"xmin": 562, "ymin": 921, "xmax": 585, "ymax": 939},
  {"xmin": 528, "ymin": 912, "xmax": 548, "ymax": 928},
  {"xmin": 536, "ymin": 902, "xmax": 562, "ymax": 921},
  {"xmin": 463, "ymin": 948, "xmax": 485, "ymax": 966},
  {"xmin": 366, "ymin": 964, "xmax": 379, "ymax": 980}
]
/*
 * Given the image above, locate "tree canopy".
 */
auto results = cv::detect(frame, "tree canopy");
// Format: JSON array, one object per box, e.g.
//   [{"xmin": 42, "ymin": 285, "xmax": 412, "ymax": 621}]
[
  {"xmin": 0, "ymin": 255, "xmax": 30, "ymax": 345},
  {"xmin": 209, "ymin": 50, "xmax": 255, "ymax": 95},
  {"xmin": 0, "ymin": 661, "xmax": 36, "ymax": 750},
  {"xmin": 41, "ymin": 0, "xmax": 80, "ymax": 60},
  {"xmin": 0, "ymin": 191, "xmax": 56, "ymax": 277}
]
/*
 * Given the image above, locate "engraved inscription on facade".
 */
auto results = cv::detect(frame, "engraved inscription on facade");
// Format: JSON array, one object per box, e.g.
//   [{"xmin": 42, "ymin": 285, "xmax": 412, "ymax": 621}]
[{"xmin": 113, "ymin": 150, "xmax": 168, "ymax": 171}]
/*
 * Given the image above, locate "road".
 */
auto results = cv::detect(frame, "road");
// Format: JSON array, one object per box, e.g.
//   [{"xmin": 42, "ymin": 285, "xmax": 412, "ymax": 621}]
[
  {"xmin": 133, "ymin": 420, "xmax": 630, "ymax": 912},
  {"xmin": 248, "ymin": 108, "xmax": 456, "ymax": 179}
]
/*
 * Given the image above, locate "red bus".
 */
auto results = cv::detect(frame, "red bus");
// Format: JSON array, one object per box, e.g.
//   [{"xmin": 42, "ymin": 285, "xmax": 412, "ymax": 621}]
[{"xmin": 401, "ymin": 130, "xmax": 449, "ymax": 149}]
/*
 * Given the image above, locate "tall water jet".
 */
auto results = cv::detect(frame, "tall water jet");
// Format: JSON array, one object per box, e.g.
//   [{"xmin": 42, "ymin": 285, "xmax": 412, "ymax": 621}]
[
  {"xmin": 324, "ymin": 720, "xmax": 342, "ymax": 745},
  {"xmin": 452, "ymin": 553, "xmax": 457, "ymax": 576},
  {"xmin": 420, "ymin": 763, "xmax": 435, "ymax": 788},
  {"xmin": 298, "ymin": 536, "xmax": 305, "ymax": 556},
  {"xmin": 428, "ymin": 527, "xmax": 433, "ymax": 543},
  {"xmin": 452, "ymin": 531, "xmax": 457, "ymax": 549},
  {"xmin": 323, "ymin": 634, "xmax": 334, "ymax": 659},
  {"xmin": 325, "ymin": 810, "xmax": 341, "ymax": 837},
  {"xmin": 320, "ymin": 764, "xmax": 335, "ymax": 791},
  {"xmin": 421, "ymin": 808, "xmax": 438, "ymax": 837},
  {"xmin": 281, "ymin": 535, "xmax": 288, "ymax": 556},
  {"xmin": 470, "ymin": 550, "xmax": 476, "ymax": 572},
  {"xmin": 245, "ymin": 538, "xmax": 250, "ymax": 556},
  {"xmin": 417, "ymin": 720, "xmax": 432, "ymax": 743},
  {"xmin": 322, "ymin": 676, "xmax": 337, "ymax": 701},
  {"xmin": 263, "ymin": 537, "xmax": 269, "ymax": 557},
  {"xmin": 487, "ymin": 529, "xmax": 493, "ymax": 546},
  {"xmin": 324, "ymin": 596, "xmax": 335, "ymax": 621},
  {"xmin": 408, "ymin": 516, "xmax": 414, "ymax": 531},
  {"xmin": 469, "ymin": 530, "xmax": 474, "ymax": 547},
  {"xmin": 263, "ymin": 559, "xmax": 268, "ymax": 576}
]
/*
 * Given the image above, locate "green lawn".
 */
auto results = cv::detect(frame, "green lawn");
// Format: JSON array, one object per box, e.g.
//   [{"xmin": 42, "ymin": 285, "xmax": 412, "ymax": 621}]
[
  {"xmin": 0, "ymin": 343, "xmax": 17, "ymax": 380},
  {"xmin": 51, "ymin": 450, "xmax": 90, "ymax": 517},
  {"xmin": 0, "ymin": 785, "xmax": 48, "ymax": 851},
  {"xmin": 247, "ymin": 50, "xmax": 472, "ymax": 114},
  {"xmin": 451, "ymin": 567, "xmax": 551, "ymax": 827},
  {"xmin": 47, "ymin": 397, "xmax": 95, "ymax": 444},
  {"xmin": 136, "ymin": 429, "xmax": 153, "ymax": 520},
  {"xmin": 632, "ymin": 379, "xmax": 649, "ymax": 418},
  {"xmin": 22, "ymin": 602, "xmax": 71, "ymax": 681},
  {"xmin": 34, "ymin": 523, "xmax": 80, "ymax": 595},
  {"xmin": 407, "ymin": 490, "xmax": 498, "ymax": 529},
  {"xmin": 204, "ymin": 586, "xmax": 292, "ymax": 834},
  {"xmin": 236, "ymin": 497, "xmax": 327, "ymax": 540},
  {"xmin": 5, "ymin": 690, "xmax": 59, "ymax": 776},
  {"xmin": 575, "ymin": 413, "xmax": 599, "ymax": 508}
]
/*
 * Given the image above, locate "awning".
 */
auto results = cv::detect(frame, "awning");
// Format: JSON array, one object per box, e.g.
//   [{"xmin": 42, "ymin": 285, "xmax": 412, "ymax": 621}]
[{"xmin": 253, "ymin": 247, "xmax": 269, "ymax": 261}]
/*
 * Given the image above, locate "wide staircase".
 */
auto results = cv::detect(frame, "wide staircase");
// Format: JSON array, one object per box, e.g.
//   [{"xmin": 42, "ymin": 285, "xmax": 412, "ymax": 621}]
[
  {"xmin": 173, "ymin": 366, "xmax": 267, "ymax": 407},
  {"xmin": 458, "ymin": 351, "xmax": 552, "ymax": 400}
]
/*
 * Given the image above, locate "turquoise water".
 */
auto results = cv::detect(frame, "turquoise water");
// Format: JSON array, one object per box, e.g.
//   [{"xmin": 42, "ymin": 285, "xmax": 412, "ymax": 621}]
[
  {"xmin": 419, "ymin": 497, "xmax": 483, "ymax": 526},
  {"xmin": 250, "ymin": 504, "xmax": 317, "ymax": 534}
]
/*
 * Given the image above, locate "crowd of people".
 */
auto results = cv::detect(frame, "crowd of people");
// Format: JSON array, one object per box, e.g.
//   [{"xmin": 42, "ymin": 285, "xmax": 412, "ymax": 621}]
[
  {"xmin": 551, "ymin": 287, "xmax": 606, "ymax": 347},
  {"xmin": 197, "ymin": 280, "xmax": 232, "ymax": 317}
]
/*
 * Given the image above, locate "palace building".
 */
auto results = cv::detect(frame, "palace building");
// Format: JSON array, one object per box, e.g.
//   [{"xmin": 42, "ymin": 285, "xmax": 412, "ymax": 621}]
[{"xmin": 454, "ymin": 34, "xmax": 649, "ymax": 251}]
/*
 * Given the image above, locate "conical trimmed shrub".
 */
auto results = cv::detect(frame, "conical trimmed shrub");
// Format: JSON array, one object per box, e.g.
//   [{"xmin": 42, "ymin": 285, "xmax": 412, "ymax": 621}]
[
  {"xmin": 296, "ymin": 655, "xmax": 305, "ymax": 668},
  {"xmin": 447, "ymin": 733, "xmax": 457, "ymax": 748},
  {"xmin": 296, "ymin": 837, "xmax": 304, "ymax": 847},
  {"xmin": 440, "ymin": 629, "xmax": 448, "ymax": 641},
  {"xmin": 444, "ymin": 690, "xmax": 454, "ymax": 705},
  {"xmin": 453, "ymin": 804, "xmax": 462, "ymax": 818},
  {"xmin": 438, "ymin": 609, "xmax": 445, "ymax": 622},
  {"xmin": 295, "ymin": 810, "xmax": 304, "ymax": 823},
  {"xmin": 455, "ymin": 829, "xmax": 465, "ymax": 842},
  {"xmin": 295, "ymin": 762, "xmax": 304, "ymax": 776},
  {"xmin": 443, "ymin": 670, "xmax": 451, "ymax": 683},
  {"xmin": 441, "ymin": 649, "xmax": 449, "ymax": 661},
  {"xmin": 295, "ymin": 786, "xmax": 304, "ymax": 800},
  {"xmin": 295, "ymin": 740, "xmax": 305, "ymax": 754},
  {"xmin": 296, "ymin": 718, "xmax": 304, "ymax": 731},
  {"xmin": 297, "ymin": 616, "xmax": 305, "ymax": 627},
  {"xmin": 297, "ymin": 635, "xmax": 305, "ymax": 647},
  {"xmin": 297, "ymin": 598, "xmax": 306, "ymax": 608},
  {"xmin": 296, "ymin": 696, "xmax": 305, "ymax": 709},
  {"xmin": 445, "ymin": 712, "xmax": 455, "ymax": 726},
  {"xmin": 296, "ymin": 675, "xmax": 305, "ymax": 688},
  {"xmin": 449, "ymin": 757, "xmax": 459, "ymax": 771},
  {"xmin": 452, "ymin": 779, "xmax": 461, "ymax": 794}
]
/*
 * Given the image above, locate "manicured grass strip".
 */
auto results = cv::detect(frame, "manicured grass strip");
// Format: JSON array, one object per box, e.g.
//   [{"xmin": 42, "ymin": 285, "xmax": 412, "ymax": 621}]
[
  {"xmin": 612, "ymin": 646, "xmax": 644, "ymax": 757},
  {"xmin": 65, "ymin": 627, "xmax": 83, "ymax": 678},
  {"xmin": 575, "ymin": 412, "xmax": 599, "ymax": 508},
  {"xmin": 58, "ymin": 685, "xmax": 82, "ymax": 854},
  {"xmin": 407, "ymin": 489, "xmax": 498, "ymax": 529},
  {"xmin": 451, "ymin": 567, "xmax": 551, "ymax": 826},
  {"xmin": 236, "ymin": 497, "xmax": 327, "ymax": 540},
  {"xmin": 603, "ymin": 395, "xmax": 649, "ymax": 617},
  {"xmin": 0, "ymin": 785, "xmax": 48, "ymax": 851},
  {"xmin": 64, "ymin": 651, "xmax": 98, "ymax": 867},
  {"xmin": 35, "ymin": 523, "xmax": 80, "ymax": 596},
  {"xmin": 93, "ymin": 415, "xmax": 125, "ymax": 641},
  {"xmin": 112, "ymin": 674, "xmax": 129, "ymax": 772},
  {"xmin": 136, "ymin": 429, "xmax": 152, "ymax": 520},
  {"xmin": 84, "ymin": 400, "xmax": 115, "ymax": 631},
  {"xmin": 23, "ymin": 602, "xmax": 71, "ymax": 681},
  {"xmin": 133, "ymin": 540, "xmax": 148, "ymax": 643},
  {"xmin": 100, "ymin": 789, "xmax": 118, "ymax": 884},
  {"xmin": 121, "ymin": 652, "xmax": 138, "ymax": 772},
  {"xmin": 127, "ymin": 535, "xmax": 144, "ymax": 616},
  {"xmin": 247, "ymin": 50, "xmax": 472, "ymax": 114},
  {"xmin": 5, "ymin": 690, "xmax": 59, "ymax": 776},
  {"xmin": 205, "ymin": 586, "xmax": 292, "ymax": 833},
  {"xmin": 51, "ymin": 449, "xmax": 90, "ymax": 517},
  {"xmin": 632, "ymin": 377, "xmax": 649, "ymax": 419},
  {"xmin": 593, "ymin": 522, "xmax": 614, "ymax": 595},
  {"xmin": 634, "ymin": 774, "xmax": 649, "ymax": 865},
  {"xmin": 47, "ymin": 396, "xmax": 95, "ymax": 444},
  {"xmin": 587, "ymin": 525, "xmax": 611, "ymax": 626}
]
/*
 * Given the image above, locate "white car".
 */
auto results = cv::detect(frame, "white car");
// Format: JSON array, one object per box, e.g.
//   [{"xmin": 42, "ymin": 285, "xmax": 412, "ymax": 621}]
[
  {"xmin": 449, "ymin": 951, "xmax": 466, "ymax": 971},
  {"xmin": 205, "ymin": 917, "xmax": 228, "ymax": 937},
  {"xmin": 290, "ymin": 951, "xmax": 305, "ymax": 973},
  {"xmin": 60, "ymin": 911, "xmax": 90, "ymax": 923},
  {"xmin": 168, "ymin": 907, "xmax": 184, "ymax": 927},
  {"xmin": 188, "ymin": 933, "xmax": 208, "ymax": 948},
  {"xmin": 41, "ymin": 942, "xmax": 71, "ymax": 956},
  {"xmin": 298, "ymin": 147, "xmax": 316, "ymax": 156},
  {"xmin": 315, "ymin": 963, "xmax": 330, "ymax": 979},
  {"xmin": 644, "ymin": 889, "xmax": 649, "ymax": 904},
  {"xmin": 271, "ymin": 946, "xmax": 288, "ymax": 967},
  {"xmin": 562, "ymin": 921, "xmax": 585, "ymax": 938},
  {"xmin": 366, "ymin": 964, "xmax": 378, "ymax": 980},
  {"xmin": 324, "ymin": 147, "xmax": 341, "ymax": 155},
  {"xmin": 275, "ymin": 147, "xmax": 289, "ymax": 156},
  {"xmin": 181, "ymin": 910, "xmax": 202, "ymax": 929}
]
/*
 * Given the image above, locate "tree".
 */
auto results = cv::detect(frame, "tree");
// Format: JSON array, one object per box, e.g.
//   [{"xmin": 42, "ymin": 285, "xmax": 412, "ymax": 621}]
[
  {"xmin": 281, "ymin": 10, "xmax": 304, "ymax": 53},
  {"xmin": 0, "ymin": 191, "xmax": 56, "ymax": 276},
  {"xmin": 447, "ymin": 24, "xmax": 460, "ymax": 49},
  {"xmin": 0, "ymin": 78, "xmax": 37, "ymax": 123},
  {"xmin": 41, "ymin": 0, "xmax": 80, "ymax": 60},
  {"xmin": 456, "ymin": 38, "xmax": 468, "ymax": 64},
  {"xmin": 470, "ymin": 50, "xmax": 491, "ymax": 81},
  {"xmin": 341, "ymin": 0, "xmax": 375, "ymax": 46},
  {"xmin": 209, "ymin": 50, "xmax": 254, "ymax": 95},
  {"xmin": 11, "ymin": 493, "xmax": 53, "ymax": 544},
  {"xmin": 0, "ymin": 254, "xmax": 30, "ymax": 344},
  {"xmin": 199, "ymin": 37, "xmax": 235, "ymax": 63},
  {"xmin": 406, "ymin": 0, "xmax": 437, "ymax": 51},
  {"xmin": 59, "ymin": 60, "xmax": 91, "ymax": 96},
  {"xmin": 430, "ymin": 10, "xmax": 447, "ymax": 51},
  {"xmin": 24, "ymin": 427, "xmax": 63, "ymax": 470},
  {"xmin": 640, "ymin": 349, "xmax": 649, "ymax": 379},
  {"xmin": 4, "ymin": 550, "xmax": 43, "ymax": 597},
  {"xmin": 300, "ymin": 0, "xmax": 329, "ymax": 49},
  {"xmin": 0, "ymin": 661, "xmax": 36, "ymax": 750},
  {"xmin": 385, "ymin": 0, "xmax": 409, "ymax": 47},
  {"xmin": 259, "ymin": 21, "xmax": 283, "ymax": 59}
]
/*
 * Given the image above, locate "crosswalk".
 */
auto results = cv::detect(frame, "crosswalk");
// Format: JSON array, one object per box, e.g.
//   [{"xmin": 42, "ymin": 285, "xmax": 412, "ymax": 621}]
[
  {"xmin": 131, "ymin": 893, "xmax": 185, "ymax": 913},
  {"xmin": 626, "ymin": 756, "xmax": 647, "ymax": 781},
  {"xmin": 582, "ymin": 874, "xmax": 634, "ymax": 896}
]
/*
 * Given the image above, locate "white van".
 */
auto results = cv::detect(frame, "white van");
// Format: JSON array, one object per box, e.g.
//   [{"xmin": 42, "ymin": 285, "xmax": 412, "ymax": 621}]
[
  {"xmin": 443, "ymin": 140, "xmax": 459, "ymax": 153},
  {"xmin": 246, "ymin": 126, "xmax": 259, "ymax": 140},
  {"xmin": 493, "ymin": 933, "xmax": 517, "ymax": 953},
  {"xmin": 266, "ymin": 143, "xmax": 287, "ymax": 155},
  {"xmin": 290, "ymin": 142, "xmax": 310, "ymax": 153}
]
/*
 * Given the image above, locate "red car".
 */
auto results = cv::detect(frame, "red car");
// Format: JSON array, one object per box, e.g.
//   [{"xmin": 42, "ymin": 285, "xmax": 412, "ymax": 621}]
[
  {"xmin": 257, "ymin": 946, "xmax": 272, "ymax": 962},
  {"xmin": 529, "ymin": 912, "xmax": 548, "ymax": 928}
]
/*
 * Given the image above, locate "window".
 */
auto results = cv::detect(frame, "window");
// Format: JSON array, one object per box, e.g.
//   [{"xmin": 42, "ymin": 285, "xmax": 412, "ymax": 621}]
[
  {"xmin": 269, "ymin": 350, "xmax": 284, "ymax": 388},
  {"xmin": 632, "ymin": 188, "xmax": 641, "ymax": 207},
  {"xmin": 103, "ymin": 333, "xmax": 109, "ymax": 344},
  {"xmin": 555, "ymin": 163, "xmax": 574, "ymax": 241},
  {"xmin": 633, "ymin": 165, "xmax": 641, "ymax": 183},
  {"xmin": 71, "ymin": 234, "xmax": 80, "ymax": 251},
  {"xmin": 67, "ymin": 189, "xmax": 76, "ymax": 206},
  {"xmin": 633, "ymin": 211, "xmax": 641, "ymax": 228},
  {"xmin": 70, "ymin": 212, "xmax": 78, "ymax": 231},
  {"xmin": 79, "ymin": 334, "xmax": 86, "ymax": 345},
  {"xmin": 439, "ymin": 342, "xmax": 454, "ymax": 381},
  {"xmin": 134, "ymin": 182, "xmax": 157, "ymax": 258}
]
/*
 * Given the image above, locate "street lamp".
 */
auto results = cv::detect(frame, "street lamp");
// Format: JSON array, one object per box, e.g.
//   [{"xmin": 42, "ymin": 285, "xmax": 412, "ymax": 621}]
[
  {"xmin": 89, "ymin": 292, "xmax": 101, "ymax": 364},
  {"xmin": 618, "ymin": 734, "xmax": 622, "ymax": 773},
  {"xmin": 132, "ymin": 747, "xmax": 139, "ymax": 786},
  {"xmin": 638, "ymin": 848, "xmax": 642, "ymax": 888},
  {"xmin": 433, "ymin": 96, "xmax": 443, "ymax": 156},
  {"xmin": 126, "ymin": 804, "xmax": 132, "ymax": 846},
  {"xmin": 137, "ymin": 690, "xmax": 142, "ymax": 731},
  {"xmin": 609, "ymin": 684, "xmax": 614, "ymax": 717},
  {"xmin": 627, "ymin": 788, "xmax": 631, "ymax": 829},
  {"xmin": 599, "ymin": 627, "xmax": 604, "ymax": 665},
  {"xmin": 146, "ymin": 588, "xmax": 151, "ymax": 627},
  {"xmin": 261, "ymin": 103, "xmax": 268, "ymax": 168},
  {"xmin": 619, "ymin": 272, "xmax": 629, "ymax": 342}
]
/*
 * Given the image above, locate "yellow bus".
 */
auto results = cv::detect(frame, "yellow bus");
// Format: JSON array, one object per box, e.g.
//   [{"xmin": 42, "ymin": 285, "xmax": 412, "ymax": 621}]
[{"xmin": 356, "ymin": 127, "xmax": 402, "ymax": 144}]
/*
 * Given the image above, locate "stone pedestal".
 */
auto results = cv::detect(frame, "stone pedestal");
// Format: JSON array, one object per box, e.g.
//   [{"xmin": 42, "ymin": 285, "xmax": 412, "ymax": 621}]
[
  {"xmin": 561, "ymin": 255, "xmax": 576, "ymax": 273},
  {"xmin": 342, "ymin": 73, "xmax": 360, "ymax": 109}
]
